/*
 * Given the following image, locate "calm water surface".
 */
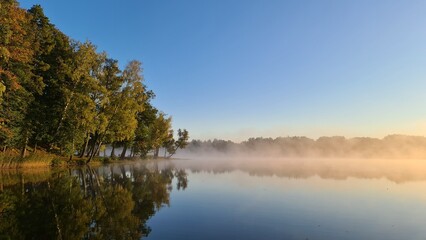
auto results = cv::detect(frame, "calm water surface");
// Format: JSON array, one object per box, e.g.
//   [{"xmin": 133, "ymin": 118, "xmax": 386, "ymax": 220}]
[{"xmin": 2, "ymin": 158, "xmax": 426, "ymax": 239}]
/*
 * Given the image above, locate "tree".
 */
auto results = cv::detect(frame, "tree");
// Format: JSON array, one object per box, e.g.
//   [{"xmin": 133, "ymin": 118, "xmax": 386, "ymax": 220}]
[
  {"xmin": 87, "ymin": 60, "xmax": 146, "ymax": 162},
  {"xmin": 132, "ymin": 92, "xmax": 158, "ymax": 157},
  {"xmin": 165, "ymin": 129, "xmax": 189, "ymax": 158},
  {"xmin": 83, "ymin": 57, "xmax": 122, "ymax": 159},
  {"xmin": 0, "ymin": 0, "xmax": 35, "ymax": 153},
  {"xmin": 25, "ymin": 8, "xmax": 74, "ymax": 153},
  {"xmin": 0, "ymin": 2, "xmax": 188, "ymax": 162},
  {"xmin": 150, "ymin": 113, "xmax": 172, "ymax": 159}
]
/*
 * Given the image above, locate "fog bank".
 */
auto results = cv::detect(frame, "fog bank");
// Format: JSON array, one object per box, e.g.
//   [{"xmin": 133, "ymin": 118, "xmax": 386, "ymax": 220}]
[{"xmin": 178, "ymin": 135, "xmax": 426, "ymax": 159}]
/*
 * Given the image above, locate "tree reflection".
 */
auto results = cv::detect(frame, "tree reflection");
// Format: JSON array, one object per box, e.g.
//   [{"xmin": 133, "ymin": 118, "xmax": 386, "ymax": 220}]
[{"xmin": 0, "ymin": 165, "xmax": 188, "ymax": 239}]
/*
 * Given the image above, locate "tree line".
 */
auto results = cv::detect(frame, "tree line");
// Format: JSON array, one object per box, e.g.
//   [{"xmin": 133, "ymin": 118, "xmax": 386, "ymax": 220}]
[
  {"xmin": 187, "ymin": 135, "xmax": 426, "ymax": 159},
  {"xmin": 0, "ymin": 1, "xmax": 188, "ymax": 162}
]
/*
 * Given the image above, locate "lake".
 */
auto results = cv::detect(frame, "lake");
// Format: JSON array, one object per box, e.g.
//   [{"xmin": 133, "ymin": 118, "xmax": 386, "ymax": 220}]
[{"xmin": 2, "ymin": 158, "xmax": 426, "ymax": 239}]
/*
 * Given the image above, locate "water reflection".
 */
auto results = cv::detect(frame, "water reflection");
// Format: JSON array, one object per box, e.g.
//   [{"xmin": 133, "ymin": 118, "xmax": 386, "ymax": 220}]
[
  {"xmin": 165, "ymin": 157, "xmax": 426, "ymax": 183},
  {"xmin": 0, "ymin": 164, "xmax": 188, "ymax": 239},
  {"xmin": 2, "ymin": 158, "xmax": 426, "ymax": 239},
  {"xmin": 145, "ymin": 159, "xmax": 426, "ymax": 240}
]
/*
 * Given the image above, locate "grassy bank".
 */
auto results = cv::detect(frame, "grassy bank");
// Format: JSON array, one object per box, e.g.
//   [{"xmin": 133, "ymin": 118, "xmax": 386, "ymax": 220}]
[
  {"xmin": 1, "ymin": 151, "xmax": 52, "ymax": 169},
  {"xmin": 0, "ymin": 150, "xmax": 102, "ymax": 169},
  {"xmin": 0, "ymin": 149, "xmax": 156, "ymax": 169}
]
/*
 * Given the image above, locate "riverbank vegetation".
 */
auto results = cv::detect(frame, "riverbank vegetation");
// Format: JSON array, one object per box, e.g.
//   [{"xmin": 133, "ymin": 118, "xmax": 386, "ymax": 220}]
[{"xmin": 0, "ymin": 1, "xmax": 189, "ymax": 167}]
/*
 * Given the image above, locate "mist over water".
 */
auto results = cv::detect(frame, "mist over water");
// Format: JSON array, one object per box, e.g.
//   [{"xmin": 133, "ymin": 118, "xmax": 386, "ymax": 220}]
[
  {"xmin": 169, "ymin": 135, "xmax": 426, "ymax": 183},
  {"xmin": 183, "ymin": 135, "xmax": 426, "ymax": 159}
]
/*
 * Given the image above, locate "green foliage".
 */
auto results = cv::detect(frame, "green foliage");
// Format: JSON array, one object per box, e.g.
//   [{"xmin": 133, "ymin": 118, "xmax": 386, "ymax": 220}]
[
  {"xmin": 0, "ymin": 2, "xmax": 188, "ymax": 162},
  {"xmin": 164, "ymin": 129, "xmax": 189, "ymax": 158},
  {"xmin": 0, "ymin": 0, "xmax": 35, "ymax": 152},
  {"xmin": 132, "ymin": 95, "xmax": 158, "ymax": 156}
]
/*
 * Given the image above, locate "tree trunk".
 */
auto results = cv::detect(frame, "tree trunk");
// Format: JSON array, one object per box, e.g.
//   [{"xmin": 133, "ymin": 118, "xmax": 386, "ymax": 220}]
[
  {"xmin": 95, "ymin": 144, "xmax": 101, "ymax": 156},
  {"xmin": 69, "ymin": 137, "xmax": 74, "ymax": 162},
  {"xmin": 86, "ymin": 146, "xmax": 93, "ymax": 158},
  {"xmin": 166, "ymin": 143, "xmax": 182, "ymax": 159},
  {"xmin": 53, "ymin": 98, "xmax": 71, "ymax": 139},
  {"xmin": 79, "ymin": 133, "xmax": 90, "ymax": 158},
  {"xmin": 110, "ymin": 142, "xmax": 116, "ymax": 158},
  {"xmin": 130, "ymin": 147, "xmax": 134, "ymax": 158},
  {"xmin": 86, "ymin": 150, "xmax": 94, "ymax": 164},
  {"xmin": 87, "ymin": 140, "xmax": 102, "ymax": 163},
  {"xmin": 50, "ymin": 78, "xmax": 82, "ymax": 149},
  {"xmin": 154, "ymin": 147, "xmax": 159, "ymax": 159},
  {"xmin": 88, "ymin": 104, "xmax": 120, "ymax": 164},
  {"xmin": 120, "ymin": 142, "xmax": 128, "ymax": 159},
  {"xmin": 86, "ymin": 133, "xmax": 98, "ymax": 157},
  {"xmin": 20, "ymin": 137, "xmax": 28, "ymax": 158}
]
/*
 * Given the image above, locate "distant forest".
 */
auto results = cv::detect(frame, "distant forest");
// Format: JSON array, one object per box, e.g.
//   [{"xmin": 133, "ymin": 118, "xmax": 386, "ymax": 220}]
[
  {"xmin": 186, "ymin": 135, "xmax": 426, "ymax": 159},
  {"xmin": 0, "ymin": 1, "xmax": 188, "ymax": 162}
]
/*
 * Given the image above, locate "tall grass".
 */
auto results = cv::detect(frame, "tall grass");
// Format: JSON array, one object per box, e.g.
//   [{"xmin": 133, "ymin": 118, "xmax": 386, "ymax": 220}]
[
  {"xmin": 0, "ymin": 150, "xmax": 59, "ymax": 169},
  {"xmin": 0, "ymin": 149, "xmax": 137, "ymax": 169}
]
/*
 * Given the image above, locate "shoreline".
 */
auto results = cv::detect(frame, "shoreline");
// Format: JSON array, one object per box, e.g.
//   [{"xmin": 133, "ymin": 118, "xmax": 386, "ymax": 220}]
[{"xmin": 0, "ymin": 151, "xmax": 166, "ymax": 169}]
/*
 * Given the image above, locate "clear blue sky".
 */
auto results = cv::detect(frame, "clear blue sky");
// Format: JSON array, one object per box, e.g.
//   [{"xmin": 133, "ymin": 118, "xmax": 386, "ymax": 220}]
[{"xmin": 21, "ymin": 0, "xmax": 426, "ymax": 141}]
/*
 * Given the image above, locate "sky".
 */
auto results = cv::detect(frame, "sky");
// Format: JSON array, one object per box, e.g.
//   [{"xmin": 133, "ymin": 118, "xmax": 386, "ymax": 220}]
[{"xmin": 21, "ymin": 0, "xmax": 426, "ymax": 142}]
